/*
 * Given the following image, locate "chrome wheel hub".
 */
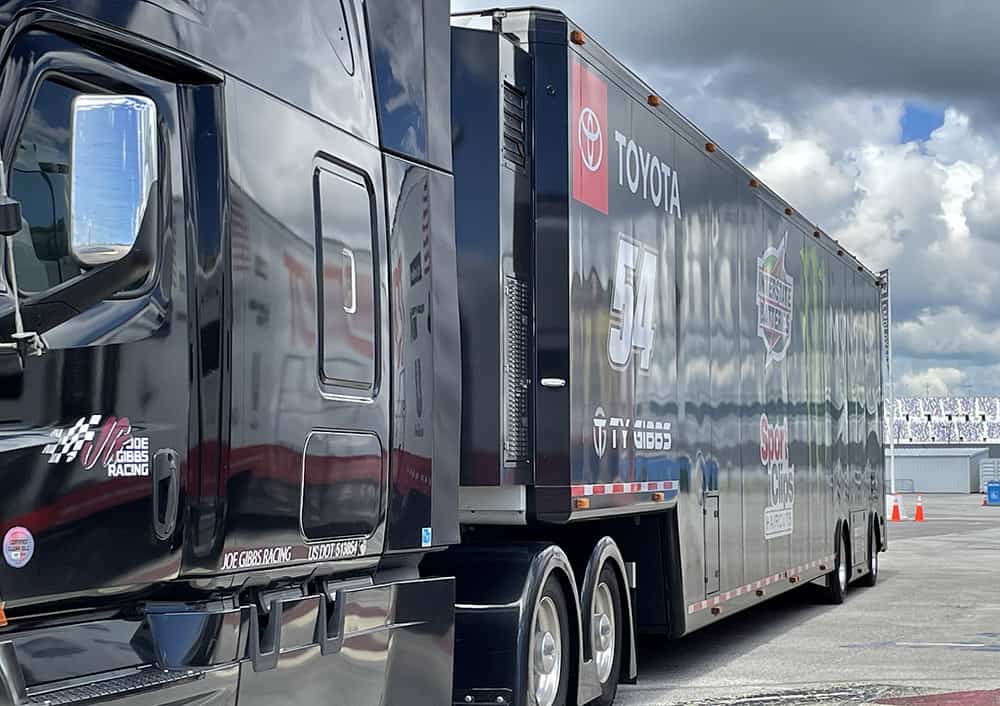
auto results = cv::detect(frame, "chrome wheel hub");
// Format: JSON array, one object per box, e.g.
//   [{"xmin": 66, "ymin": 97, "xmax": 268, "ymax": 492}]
[
  {"xmin": 530, "ymin": 595, "xmax": 562, "ymax": 706},
  {"xmin": 592, "ymin": 581, "xmax": 616, "ymax": 684}
]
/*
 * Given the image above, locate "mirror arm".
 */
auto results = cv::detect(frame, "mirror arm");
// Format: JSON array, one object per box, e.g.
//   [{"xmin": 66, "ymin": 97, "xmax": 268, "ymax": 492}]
[
  {"xmin": 0, "ymin": 158, "xmax": 45, "ymax": 369},
  {"xmin": 0, "ymin": 248, "xmax": 153, "ymax": 340},
  {"xmin": 0, "ymin": 198, "xmax": 156, "ymax": 343}
]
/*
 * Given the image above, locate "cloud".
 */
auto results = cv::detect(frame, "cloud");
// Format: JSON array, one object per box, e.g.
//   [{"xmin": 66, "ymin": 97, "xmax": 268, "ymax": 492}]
[
  {"xmin": 450, "ymin": 2, "xmax": 1000, "ymax": 393},
  {"xmin": 899, "ymin": 367, "xmax": 966, "ymax": 397}
]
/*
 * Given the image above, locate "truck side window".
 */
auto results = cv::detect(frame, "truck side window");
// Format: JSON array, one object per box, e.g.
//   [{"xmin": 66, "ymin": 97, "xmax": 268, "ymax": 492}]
[
  {"xmin": 8, "ymin": 79, "xmax": 82, "ymax": 292},
  {"xmin": 315, "ymin": 166, "xmax": 376, "ymax": 390}
]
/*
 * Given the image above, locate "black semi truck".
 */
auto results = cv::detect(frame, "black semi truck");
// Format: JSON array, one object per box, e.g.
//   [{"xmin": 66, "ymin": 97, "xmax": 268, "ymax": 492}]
[{"xmin": 0, "ymin": 4, "xmax": 885, "ymax": 706}]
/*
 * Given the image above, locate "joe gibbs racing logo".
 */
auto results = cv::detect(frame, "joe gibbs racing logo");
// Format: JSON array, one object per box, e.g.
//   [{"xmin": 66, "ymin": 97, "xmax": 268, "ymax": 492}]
[{"xmin": 42, "ymin": 415, "xmax": 150, "ymax": 477}]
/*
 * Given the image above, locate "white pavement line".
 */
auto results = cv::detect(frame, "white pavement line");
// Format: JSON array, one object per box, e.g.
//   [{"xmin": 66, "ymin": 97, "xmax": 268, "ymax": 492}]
[{"xmin": 894, "ymin": 641, "xmax": 988, "ymax": 648}]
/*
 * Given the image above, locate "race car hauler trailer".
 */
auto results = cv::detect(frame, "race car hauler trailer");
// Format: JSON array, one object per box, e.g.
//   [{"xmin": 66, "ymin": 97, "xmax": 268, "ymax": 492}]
[{"xmin": 0, "ymin": 3, "xmax": 884, "ymax": 706}]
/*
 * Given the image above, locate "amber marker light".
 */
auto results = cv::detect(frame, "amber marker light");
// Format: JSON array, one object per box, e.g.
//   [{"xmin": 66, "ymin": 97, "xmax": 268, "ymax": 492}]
[
  {"xmin": 749, "ymin": 178, "xmax": 759, "ymax": 188},
  {"xmin": 570, "ymin": 30, "xmax": 585, "ymax": 45},
  {"xmin": 705, "ymin": 142, "xmax": 717, "ymax": 153},
  {"xmin": 647, "ymin": 94, "xmax": 661, "ymax": 107},
  {"xmin": 574, "ymin": 498, "xmax": 590, "ymax": 510},
  {"xmin": 651, "ymin": 491, "xmax": 665, "ymax": 502}
]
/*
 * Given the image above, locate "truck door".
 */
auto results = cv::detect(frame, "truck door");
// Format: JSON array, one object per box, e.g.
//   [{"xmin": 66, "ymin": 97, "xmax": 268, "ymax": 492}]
[{"xmin": 0, "ymin": 29, "xmax": 190, "ymax": 608}]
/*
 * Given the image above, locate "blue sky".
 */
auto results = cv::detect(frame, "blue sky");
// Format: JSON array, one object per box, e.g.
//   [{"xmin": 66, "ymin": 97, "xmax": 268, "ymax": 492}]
[{"xmin": 900, "ymin": 103, "xmax": 945, "ymax": 143}]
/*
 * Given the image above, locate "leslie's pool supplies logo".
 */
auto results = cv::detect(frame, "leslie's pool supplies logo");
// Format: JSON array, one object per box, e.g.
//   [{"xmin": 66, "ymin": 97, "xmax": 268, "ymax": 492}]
[
  {"xmin": 756, "ymin": 233, "xmax": 794, "ymax": 368},
  {"xmin": 572, "ymin": 60, "xmax": 608, "ymax": 214}
]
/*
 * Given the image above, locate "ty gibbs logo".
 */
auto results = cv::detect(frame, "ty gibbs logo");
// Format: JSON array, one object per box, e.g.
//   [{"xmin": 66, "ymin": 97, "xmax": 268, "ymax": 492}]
[
  {"xmin": 760, "ymin": 413, "xmax": 794, "ymax": 539},
  {"xmin": 756, "ymin": 233, "xmax": 794, "ymax": 369},
  {"xmin": 593, "ymin": 406, "xmax": 672, "ymax": 458},
  {"xmin": 43, "ymin": 415, "xmax": 150, "ymax": 478}
]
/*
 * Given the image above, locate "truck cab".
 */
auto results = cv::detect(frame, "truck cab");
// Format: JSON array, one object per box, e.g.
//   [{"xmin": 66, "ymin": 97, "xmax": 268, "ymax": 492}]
[{"xmin": 0, "ymin": 2, "xmax": 458, "ymax": 705}]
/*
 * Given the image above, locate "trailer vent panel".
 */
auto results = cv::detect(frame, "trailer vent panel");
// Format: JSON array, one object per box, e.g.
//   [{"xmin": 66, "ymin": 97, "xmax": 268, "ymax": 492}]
[
  {"xmin": 502, "ymin": 82, "xmax": 527, "ymax": 170},
  {"xmin": 504, "ymin": 276, "xmax": 529, "ymax": 463}
]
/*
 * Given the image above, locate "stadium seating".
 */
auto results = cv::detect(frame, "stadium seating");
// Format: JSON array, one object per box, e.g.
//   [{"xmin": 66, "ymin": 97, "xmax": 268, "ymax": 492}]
[{"xmin": 887, "ymin": 397, "xmax": 1000, "ymax": 444}]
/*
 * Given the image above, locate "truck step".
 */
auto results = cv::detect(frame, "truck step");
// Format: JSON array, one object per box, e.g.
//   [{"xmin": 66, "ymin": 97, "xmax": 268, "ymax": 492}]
[{"xmin": 27, "ymin": 668, "xmax": 200, "ymax": 706}]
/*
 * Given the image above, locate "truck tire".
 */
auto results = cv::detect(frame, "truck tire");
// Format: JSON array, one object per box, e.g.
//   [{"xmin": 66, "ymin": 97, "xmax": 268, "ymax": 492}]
[
  {"xmin": 591, "ymin": 564, "xmax": 624, "ymax": 706},
  {"xmin": 824, "ymin": 528, "xmax": 849, "ymax": 605},
  {"xmin": 528, "ymin": 574, "xmax": 571, "ymax": 706},
  {"xmin": 859, "ymin": 525, "xmax": 879, "ymax": 587}
]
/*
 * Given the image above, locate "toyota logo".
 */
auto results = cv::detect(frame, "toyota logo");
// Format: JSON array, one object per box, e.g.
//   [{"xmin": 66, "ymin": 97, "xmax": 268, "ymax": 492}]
[{"xmin": 578, "ymin": 107, "xmax": 603, "ymax": 172}]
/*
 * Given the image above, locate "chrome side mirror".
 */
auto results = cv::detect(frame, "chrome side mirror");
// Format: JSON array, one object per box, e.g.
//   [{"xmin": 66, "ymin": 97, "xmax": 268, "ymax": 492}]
[{"xmin": 70, "ymin": 95, "xmax": 157, "ymax": 266}]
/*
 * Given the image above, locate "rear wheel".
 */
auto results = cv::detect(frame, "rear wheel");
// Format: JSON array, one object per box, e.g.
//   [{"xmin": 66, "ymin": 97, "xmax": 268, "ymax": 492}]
[
  {"xmin": 824, "ymin": 528, "xmax": 849, "ymax": 604},
  {"xmin": 859, "ymin": 525, "xmax": 879, "ymax": 587},
  {"xmin": 528, "ymin": 574, "xmax": 571, "ymax": 706},
  {"xmin": 591, "ymin": 564, "xmax": 624, "ymax": 706}
]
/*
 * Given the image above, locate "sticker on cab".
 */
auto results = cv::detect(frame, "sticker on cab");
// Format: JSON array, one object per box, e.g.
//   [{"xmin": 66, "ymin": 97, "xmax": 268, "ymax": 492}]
[{"xmin": 3, "ymin": 526, "xmax": 35, "ymax": 568}]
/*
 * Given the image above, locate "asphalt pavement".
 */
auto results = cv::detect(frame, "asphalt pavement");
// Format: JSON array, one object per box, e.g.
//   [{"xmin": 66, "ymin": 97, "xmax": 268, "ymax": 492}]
[{"xmin": 618, "ymin": 493, "xmax": 1000, "ymax": 706}]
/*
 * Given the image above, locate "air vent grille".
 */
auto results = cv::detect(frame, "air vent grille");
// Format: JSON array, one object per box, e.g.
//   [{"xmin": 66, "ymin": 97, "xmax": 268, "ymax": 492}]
[
  {"xmin": 504, "ymin": 276, "xmax": 529, "ymax": 462},
  {"xmin": 502, "ymin": 82, "xmax": 527, "ymax": 169}
]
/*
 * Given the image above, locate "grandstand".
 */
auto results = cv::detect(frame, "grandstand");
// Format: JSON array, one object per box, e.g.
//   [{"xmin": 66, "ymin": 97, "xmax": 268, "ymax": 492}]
[{"xmin": 887, "ymin": 397, "xmax": 1000, "ymax": 445}]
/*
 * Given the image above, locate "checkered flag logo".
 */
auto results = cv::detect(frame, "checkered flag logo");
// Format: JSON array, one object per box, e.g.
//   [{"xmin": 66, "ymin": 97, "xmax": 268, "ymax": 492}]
[{"xmin": 42, "ymin": 415, "xmax": 102, "ymax": 464}]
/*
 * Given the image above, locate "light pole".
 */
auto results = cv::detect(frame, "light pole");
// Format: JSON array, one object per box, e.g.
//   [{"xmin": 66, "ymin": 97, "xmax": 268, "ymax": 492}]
[{"xmin": 880, "ymin": 269, "xmax": 895, "ymax": 496}]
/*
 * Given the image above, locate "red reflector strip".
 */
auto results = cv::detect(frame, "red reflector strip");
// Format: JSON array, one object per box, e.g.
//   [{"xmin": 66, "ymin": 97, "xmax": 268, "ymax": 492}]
[
  {"xmin": 687, "ymin": 555, "xmax": 835, "ymax": 615},
  {"xmin": 570, "ymin": 481, "xmax": 679, "ymax": 498}
]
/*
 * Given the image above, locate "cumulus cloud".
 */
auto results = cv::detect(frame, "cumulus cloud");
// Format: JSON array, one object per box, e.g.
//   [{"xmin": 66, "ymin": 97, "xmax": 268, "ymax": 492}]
[
  {"xmin": 450, "ymin": 1, "xmax": 1000, "ymax": 393},
  {"xmin": 899, "ymin": 367, "xmax": 966, "ymax": 398}
]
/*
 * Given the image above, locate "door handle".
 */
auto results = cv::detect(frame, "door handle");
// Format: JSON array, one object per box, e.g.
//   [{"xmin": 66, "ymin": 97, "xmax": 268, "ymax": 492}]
[
  {"xmin": 342, "ymin": 247, "xmax": 356, "ymax": 314},
  {"xmin": 153, "ymin": 448, "xmax": 179, "ymax": 540}
]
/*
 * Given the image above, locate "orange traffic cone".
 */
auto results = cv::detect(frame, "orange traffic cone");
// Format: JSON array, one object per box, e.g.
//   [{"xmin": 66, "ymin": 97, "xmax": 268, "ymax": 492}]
[
  {"xmin": 891, "ymin": 495, "xmax": 901, "ymax": 522},
  {"xmin": 914, "ymin": 495, "xmax": 925, "ymax": 522}
]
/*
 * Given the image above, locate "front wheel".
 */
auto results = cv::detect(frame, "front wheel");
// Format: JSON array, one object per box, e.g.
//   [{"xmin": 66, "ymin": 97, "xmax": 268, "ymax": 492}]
[
  {"xmin": 528, "ymin": 574, "xmax": 571, "ymax": 706},
  {"xmin": 823, "ymin": 528, "xmax": 849, "ymax": 604}
]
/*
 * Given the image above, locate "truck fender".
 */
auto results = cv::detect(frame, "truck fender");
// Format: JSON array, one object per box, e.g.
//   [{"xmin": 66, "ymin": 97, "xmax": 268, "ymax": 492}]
[
  {"xmin": 834, "ymin": 516, "xmax": 849, "ymax": 564},
  {"xmin": 579, "ymin": 537, "xmax": 638, "ymax": 685},
  {"xmin": 434, "ymin": 542, "xmax": 584, "ymax": 706},
  {"xmin": 875, "ymin": 511, "xmax": 886, "ymax": 551},
  {"xmin": 515, "ymin": 544, "xmax": 585, "ymax": 706}
]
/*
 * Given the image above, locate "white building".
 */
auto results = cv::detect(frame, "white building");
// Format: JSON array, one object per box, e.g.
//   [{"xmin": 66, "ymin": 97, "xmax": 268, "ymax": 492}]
[{"xmin": 885, "ymin": 446, "xmax": 988, "ymax": 493}]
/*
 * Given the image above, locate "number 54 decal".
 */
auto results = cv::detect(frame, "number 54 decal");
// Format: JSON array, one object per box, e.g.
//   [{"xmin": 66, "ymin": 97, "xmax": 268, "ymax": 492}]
[{"xmin": 608, "ymin": 234, "xmax": 657, "ymax": 371}]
